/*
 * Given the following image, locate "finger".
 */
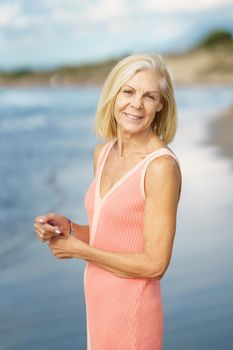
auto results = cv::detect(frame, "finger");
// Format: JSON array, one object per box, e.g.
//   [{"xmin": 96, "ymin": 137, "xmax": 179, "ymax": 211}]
[
  {"xmin": 34, "ymin": 223, "xmax": 42, "ymax": 231},
  {"xmin": 52, "ymin": 251, "xmax": 71, "ymax": 259},
  {"xmin": 33, "ymin": 225, "xmax": 42, "ymax": 237},
  {"xmin": 34, "ymin": 228, "xmax": 47, "ymax": 242},
  {"xmin": 42, "ymin": 223, "xmax": 61, "ymax": 234},
  {"xmin": 33, "ymin": 223, "xmax": 59, "ymax": 240},
  {"xmin": 35, "ymin": 212, "xmax": 55, "ymax": 224},
  {"xmin": 56, "ymin": 255, "xmax": 70, "ymax": 259},
  {"xmin": 34, "ymin": 225, "xmax": 54, "ymax": 242},
  {"xmin": 50, "ymin": 247, "xmax": 60, "ymax": 257},
  {"xmin": 33, "ymin": 223, "xmax": 46, "ymax": 236},
  {"xmin": 35, "ymin": 215, "xmax": 48, "ymax": 224}
]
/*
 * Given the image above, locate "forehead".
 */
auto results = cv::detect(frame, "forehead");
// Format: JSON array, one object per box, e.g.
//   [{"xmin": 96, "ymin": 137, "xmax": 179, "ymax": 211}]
[{"xmin": 124, "ymin": 69, "xmax": 160, "ymax": 91}]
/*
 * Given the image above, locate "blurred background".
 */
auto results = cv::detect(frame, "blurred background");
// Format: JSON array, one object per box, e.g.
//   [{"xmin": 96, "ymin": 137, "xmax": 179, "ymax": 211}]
[{"xmin": 0, "ymin": 0, "xmax": 233, "ymax": 349}]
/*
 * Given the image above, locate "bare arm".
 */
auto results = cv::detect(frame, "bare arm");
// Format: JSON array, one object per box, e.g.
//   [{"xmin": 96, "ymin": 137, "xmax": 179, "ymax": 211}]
[
  {"xmin": 49, "ymin": 155, "xmax": 181, "ymax": 279},
  {"xmin": 71, "ymin": 223, "xmax": 90, "ymax": 243}
]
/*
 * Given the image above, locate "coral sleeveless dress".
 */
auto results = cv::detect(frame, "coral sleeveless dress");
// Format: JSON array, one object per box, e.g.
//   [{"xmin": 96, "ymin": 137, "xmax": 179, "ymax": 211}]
[{"xmin": 84, "ymin": 139, "xmax": 181, "ymax": 350}]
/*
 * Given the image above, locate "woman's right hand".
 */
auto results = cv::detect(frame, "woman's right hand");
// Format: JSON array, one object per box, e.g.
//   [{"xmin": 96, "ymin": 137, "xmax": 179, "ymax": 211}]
[{"xmin": 33, "ymin": 212, "xmax": 70, "ymax": 242}]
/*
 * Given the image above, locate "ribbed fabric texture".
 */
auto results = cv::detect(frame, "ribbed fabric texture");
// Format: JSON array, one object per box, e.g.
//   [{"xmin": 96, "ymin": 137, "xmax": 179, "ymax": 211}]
[{"xmin": 84, "ymin": 140, "xmax": 181, "ymax": 350}]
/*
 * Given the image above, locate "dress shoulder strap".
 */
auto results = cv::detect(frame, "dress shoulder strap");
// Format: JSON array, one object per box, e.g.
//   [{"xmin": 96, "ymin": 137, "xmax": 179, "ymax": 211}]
[{"xmin": 140, "ymin": 148, "xmax": 182, "ymax": 201}]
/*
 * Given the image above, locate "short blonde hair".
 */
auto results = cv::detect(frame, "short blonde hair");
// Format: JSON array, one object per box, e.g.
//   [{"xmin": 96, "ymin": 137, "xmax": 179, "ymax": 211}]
[{"xmin": 93, "ymin": 53, "xmax": 177, "ymax": 144}]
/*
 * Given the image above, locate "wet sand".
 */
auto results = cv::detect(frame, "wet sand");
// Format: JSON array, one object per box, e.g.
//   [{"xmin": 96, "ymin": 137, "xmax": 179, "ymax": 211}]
[{"xmin": 207, "ymin": 104, "xmax": 233, "ymax": 162}]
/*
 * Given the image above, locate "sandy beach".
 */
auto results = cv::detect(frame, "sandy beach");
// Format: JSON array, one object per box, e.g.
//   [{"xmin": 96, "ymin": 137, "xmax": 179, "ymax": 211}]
[
  {"xmin": 165, "ymin": 45, "xmax": 233, "ymax": 85},
  {"xmin": 0, "ymin": 45, "xmax": 233, "ymax": 87}
]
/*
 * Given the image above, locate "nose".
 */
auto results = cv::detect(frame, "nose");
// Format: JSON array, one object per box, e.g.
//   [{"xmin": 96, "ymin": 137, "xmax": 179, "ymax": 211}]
[{"xmin": 130, "ymin": 94, "xmax": 143, "ymax": 109}]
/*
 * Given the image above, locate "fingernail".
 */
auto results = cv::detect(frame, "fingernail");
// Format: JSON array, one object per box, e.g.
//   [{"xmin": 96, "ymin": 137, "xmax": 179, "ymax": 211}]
[
  {"xmin": 55, "ymin": 229, "xmax": 61, "ymax": 234},
  {"xmin": 39, "ymin": 218, "xmax": 45, "ymax": 223}
]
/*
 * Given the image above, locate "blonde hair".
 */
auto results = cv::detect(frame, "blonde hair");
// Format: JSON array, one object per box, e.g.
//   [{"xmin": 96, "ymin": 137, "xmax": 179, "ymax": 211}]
[{"xmin": 93, "ymin": 53, "xmax": 177, "ymax": 144}]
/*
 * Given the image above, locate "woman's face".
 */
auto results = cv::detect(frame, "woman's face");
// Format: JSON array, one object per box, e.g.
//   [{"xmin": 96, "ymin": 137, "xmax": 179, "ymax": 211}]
[{"xmin": 113, "ymin": 69, "xmax": 163, "ymax": 136}]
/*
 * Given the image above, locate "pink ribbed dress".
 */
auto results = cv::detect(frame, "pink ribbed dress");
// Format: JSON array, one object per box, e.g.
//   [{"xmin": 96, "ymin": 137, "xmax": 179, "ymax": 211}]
[{"xmin": 84, "ymin": 139, "xmax": 181, "ymax": 350}]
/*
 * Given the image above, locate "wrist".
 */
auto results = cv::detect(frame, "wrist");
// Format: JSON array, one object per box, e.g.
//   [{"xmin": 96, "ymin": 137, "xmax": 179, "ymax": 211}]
[{"xmin": 67, "ymin": 218, "xmax": 75, "ymax": 237}]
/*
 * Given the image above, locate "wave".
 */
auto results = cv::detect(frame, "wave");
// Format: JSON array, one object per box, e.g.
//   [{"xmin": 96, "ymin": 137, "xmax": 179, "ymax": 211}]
[{"xmin": 0, "ymin": 114, "xmax": 47, "ymax": 132}]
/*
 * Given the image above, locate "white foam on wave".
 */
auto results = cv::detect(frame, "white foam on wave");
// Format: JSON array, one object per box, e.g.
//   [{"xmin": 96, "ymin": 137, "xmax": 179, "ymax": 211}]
[
  {"xmin": 0, "ymin": 114, "xmax": 47, "ymax": 131},
  {"xmin": 0, "ymin": 89, "xmax": 52, "ymax": 109}
]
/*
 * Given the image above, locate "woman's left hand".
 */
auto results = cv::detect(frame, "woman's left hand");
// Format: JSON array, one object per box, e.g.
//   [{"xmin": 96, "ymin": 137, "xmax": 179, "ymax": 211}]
[{"xmin": 48, "ymin": 235, "xmax": 86, "ymax": 259}]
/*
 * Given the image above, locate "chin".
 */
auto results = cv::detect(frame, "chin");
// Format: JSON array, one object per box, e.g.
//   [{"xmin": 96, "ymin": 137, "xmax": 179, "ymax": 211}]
[{"xmin": 119, "ymin": 125, "xmax": 146, "ymax": 136}]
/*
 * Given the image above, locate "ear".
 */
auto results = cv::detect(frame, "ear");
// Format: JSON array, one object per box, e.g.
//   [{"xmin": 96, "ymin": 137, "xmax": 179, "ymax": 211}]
[{"xmin": 157, "ymin": 102, "xmax": 163, "ymax": 112}]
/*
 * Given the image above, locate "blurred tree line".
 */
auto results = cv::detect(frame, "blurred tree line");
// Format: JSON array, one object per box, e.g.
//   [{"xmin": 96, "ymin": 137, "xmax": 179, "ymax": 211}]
[
  {"xmin": 0, "ymin": 29, "xmax": 232, "ymax": 85},
  {"xmin": 198, "ymin": 29, "xmax": 233, "ymax": 48}
]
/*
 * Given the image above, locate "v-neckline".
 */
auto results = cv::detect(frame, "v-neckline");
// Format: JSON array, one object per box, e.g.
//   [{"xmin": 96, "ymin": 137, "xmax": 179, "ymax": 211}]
[{"xmin": 98, "ymin": 139, "xmax": 169, "ymax": 203}]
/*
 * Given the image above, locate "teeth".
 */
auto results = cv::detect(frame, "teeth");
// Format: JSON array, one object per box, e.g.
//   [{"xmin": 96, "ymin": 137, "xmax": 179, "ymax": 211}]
[{"xmin": 127, "ymin": 114, "xmax": 142, "ymax": 120}]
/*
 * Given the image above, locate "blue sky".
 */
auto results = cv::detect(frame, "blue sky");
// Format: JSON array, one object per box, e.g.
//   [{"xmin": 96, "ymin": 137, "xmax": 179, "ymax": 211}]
[{"xmin": 0, "ymin": 0, "xmax": 232, "ymax": 70}]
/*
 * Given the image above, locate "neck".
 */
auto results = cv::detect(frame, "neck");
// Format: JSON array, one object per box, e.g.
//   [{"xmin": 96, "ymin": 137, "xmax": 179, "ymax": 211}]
[{"xmin": 115, "ymin": 128, "xmax": 158, "ymax": 158}]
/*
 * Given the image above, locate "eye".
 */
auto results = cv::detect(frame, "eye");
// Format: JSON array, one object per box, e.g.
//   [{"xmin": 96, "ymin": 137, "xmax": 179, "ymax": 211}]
[
  {"xmin": 123, "ymin": 89, "xmax": 133, "ymax": 94},
  {"xmin": 145, "ymin": 94, "xmax": 155, "ymax": 101}
]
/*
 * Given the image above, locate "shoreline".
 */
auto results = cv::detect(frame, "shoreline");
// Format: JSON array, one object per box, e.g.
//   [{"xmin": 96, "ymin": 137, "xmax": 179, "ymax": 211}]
[
  {"xmin": 207, "ymin": 104, "xmax": 233, "ymax": 162},
  {"xmin": 0, "ymin": 81, "xmax": 232, "ymax": 89},
  {"xmin": 0, "ymin": 45, "xmax": 232, "ymax": 88}
]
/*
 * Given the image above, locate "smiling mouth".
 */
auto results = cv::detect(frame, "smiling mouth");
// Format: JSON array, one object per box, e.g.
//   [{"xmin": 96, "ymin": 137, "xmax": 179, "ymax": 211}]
[{"xmin": 125, "ymin": 113, "xmax": 143, "ymax": 120}]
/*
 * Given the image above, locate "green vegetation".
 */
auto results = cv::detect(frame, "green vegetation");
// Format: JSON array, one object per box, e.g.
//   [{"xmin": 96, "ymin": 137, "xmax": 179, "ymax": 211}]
[
  {"xmin": 0, "ymin": 57, "xmax": 121, "ymax": 84},
  {"xmin": 0, "ymin": 69, "xmax": 33, "ymax": 78},
  {"xmin": 198, "ymin": 29, "xmax": 233, "ymax": 48},
  {"xmin": 0, "ymin": 30, "xmax": 232, "ymax": 86}
]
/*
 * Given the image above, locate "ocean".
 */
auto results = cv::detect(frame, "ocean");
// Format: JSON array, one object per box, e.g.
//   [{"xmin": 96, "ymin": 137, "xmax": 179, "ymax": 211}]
[{"xmin": 0, "ymin": 85, "xmax": 233, "ymax": 349}]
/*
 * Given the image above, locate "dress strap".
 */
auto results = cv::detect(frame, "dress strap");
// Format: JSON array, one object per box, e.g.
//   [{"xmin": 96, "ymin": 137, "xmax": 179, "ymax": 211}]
[{"xmin": 140, "ymin": 148, "xmax": 182, "ymax": 201}]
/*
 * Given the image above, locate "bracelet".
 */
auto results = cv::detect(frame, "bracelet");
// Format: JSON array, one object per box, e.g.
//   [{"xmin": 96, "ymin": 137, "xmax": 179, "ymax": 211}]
[{"xmin": 68, "ymin": 218, "xmax": 75, "ymax": 236}]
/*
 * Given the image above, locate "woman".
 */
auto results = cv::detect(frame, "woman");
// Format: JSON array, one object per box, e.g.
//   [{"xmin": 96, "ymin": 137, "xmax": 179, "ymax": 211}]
[{"xmin": 34, "ymin": 53, "xmax": 182, "ymax": 350}]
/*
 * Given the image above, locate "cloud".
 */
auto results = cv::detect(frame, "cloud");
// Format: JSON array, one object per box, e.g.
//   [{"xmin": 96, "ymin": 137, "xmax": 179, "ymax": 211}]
[
  {"xmin": 85, "ymin": 0, "xmax": 126, "ymax": 21},
  {"xmin": 47, "ymin": 0, "xmax": 233, "ymax": 19},
  {"xmin": 0, "ymin": 0, "xmax": 232, "ymax": 69},
  {"xmin": 47, "ymin": 0, "xmax": 86, "ymax": 6},
  {"xmin": 50, "ymin": 0, "xmax": 126, "ymax": 25},
  {"xmin": 144, "ymin": 0, "xmax": 233, "ymax": 12},
  {"xmin": 0, "ymin": 2, "xmax": 25, "ymax": 27},
  {"xmin": 0, "ymin": 1, "xmax": 45, "ymax": 30}
]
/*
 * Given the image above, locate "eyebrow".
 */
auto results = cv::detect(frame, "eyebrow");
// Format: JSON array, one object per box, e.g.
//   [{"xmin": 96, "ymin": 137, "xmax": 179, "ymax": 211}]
[{"xmin": 123, "ymin": 84, "xmax": 159, "ymax": 94}]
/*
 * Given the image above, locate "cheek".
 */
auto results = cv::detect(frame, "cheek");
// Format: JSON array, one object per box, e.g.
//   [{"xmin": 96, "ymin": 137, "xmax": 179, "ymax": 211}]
[
  {"xmin": 149, "ymin": 98, "xmax": 163, "ymax": 114},
  {"xmin": 146, "ymin": 104, "xmax": 157, "ymax": 118},
  {"xmin": 114, "ymin": 97, "xmax": 128, "ymax": 115}
]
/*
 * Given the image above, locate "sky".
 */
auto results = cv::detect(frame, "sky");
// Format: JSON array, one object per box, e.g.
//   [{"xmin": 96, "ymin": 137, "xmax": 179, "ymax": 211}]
[{"xmin": 0, "ymin": 0, "xmax": 233, "ymax": 70}]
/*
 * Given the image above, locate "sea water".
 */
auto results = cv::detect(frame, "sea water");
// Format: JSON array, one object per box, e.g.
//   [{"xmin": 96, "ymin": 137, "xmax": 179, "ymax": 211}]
[{"xmin": 0, "ymin": 85, "xmax": 233, "ymax": 349}]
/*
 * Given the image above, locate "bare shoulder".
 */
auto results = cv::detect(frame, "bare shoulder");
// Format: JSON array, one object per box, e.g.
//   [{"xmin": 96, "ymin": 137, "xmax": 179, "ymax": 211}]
[
  {"xmin": 145, "ymin": 154, "xmax": 181, "ymax": 199},
  {"xmin": 147, "ymin": 154, "xmax": 180, "ymax": 178},
  {"xmin": 93, "ymin": 143, "xmax": 108, "ymax": 174},
  {"xmin": 94, "ymin": 143, "xmax": 106, "ymax": 160}
]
